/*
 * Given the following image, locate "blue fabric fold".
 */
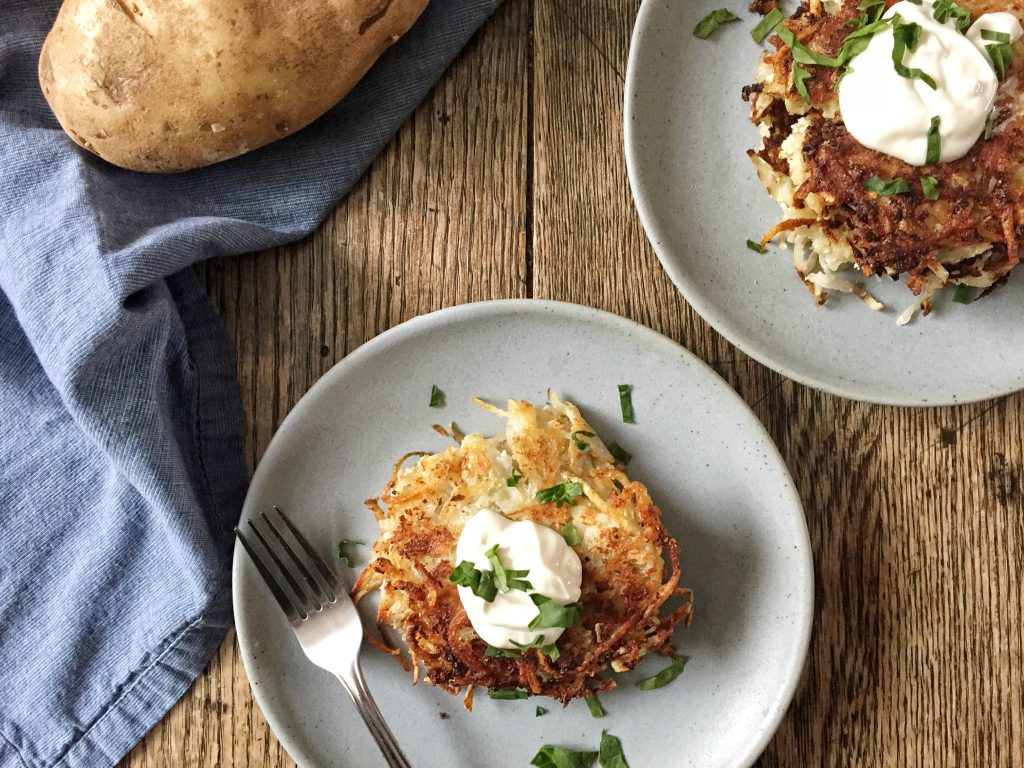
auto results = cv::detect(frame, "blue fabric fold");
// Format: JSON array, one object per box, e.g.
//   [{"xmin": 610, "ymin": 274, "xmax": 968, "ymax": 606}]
[{"xmin": 0, "ymin": 0, "xmax": 503, "ymax": 765}]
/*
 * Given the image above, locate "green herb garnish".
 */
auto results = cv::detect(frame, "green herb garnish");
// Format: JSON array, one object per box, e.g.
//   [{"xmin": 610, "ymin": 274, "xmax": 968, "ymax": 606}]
[
  {"xmin": 536, "ymin": 481, "xmax": 583, "ymax": 508},
  {"xmin": 864, "ymin": 175, "xmax": 909, "ymax": 195},
  {"xmin": 635, "ymin": 654, "xmax": 689, "ymax": 690},
  {"xmin": 849, "ymin": 0, "xmax": 886, "ymax": 29},
  {"xmin": 985, "ymin": 110, "xmax": 995, "ymax": 140},
  {"xmin": 598, "ymin": 731, "xmax": 630, "ymax": 768},
  {"xmin": 535, "ymin": 706, "xmax": 548, "ymax": 717},
  {"xmin": 932, "ymin": 0, "xmax": 971, "ymax": 30},
  {"xmin": 529, "ymin": 594, "xmax": 582, "ymax": 630},
  {"xmin": 488, "ymin": 689, "xmax": 528, "ymax": 700},
  {"xmin": 570, "ymin": 430, "xmax": 596, "ymax": 451},
  {"xmin": 507, "ymin": 469, "xmax": 522, "ymax": 487},
  {"xmin": 429, "ymin": 384, "xmax": 445, "ymax": 407},
  {"xmin": 530, "ymin": 745, "xmax": 598, "ymax": 768},
  {"xmin": 617, "ymin": 384, "xmax": 634, "ymax": 423},
  {"xmin": 776, "ymin": 18, "xmax": 889, "ymax": 71},
  {"xmin": 925, "ymin": 115, "xmax": 941, "ymax": 164},
  {"xmin": 336, "ymin": 539, "xmax": 362, "ymax": 566},
  {"xmin": 584, "ymin": 695, "xmax": 606, "ymax": 718},
  {"xmin": 891, "ymin": 17, "xmax": 937, "ymax": 90},
  {"xmin": 982, "ymin": 29, "xmax": 1013, "ymax": 79},
  {"xmin": 448, "ymin": 560, "xmax": 499, "ymax": 602},
  {"xmin": 751, "ymin": 7, "xmax": 784, "ymax": 43},
  {"xmin": 921, "ymin": 175, "xmax": 939, "ymax": 200},
  {"xmin": 485, "ymin": 645, "xmax": 523, "ymax": 658},
  {"xmin": 953, "ymin": 284, "xmax": 975, "ymax": 304},
  {"xmin": 561, "ymin": 523, "xmax": 581, "ymax": 547},
  {"xmin": 606, "ymin": 441, "xmax": 632, "ymax": 465},
  {"xmin": 693, "ymin": 8, "xmax": 741, "ymax": 39},
  {"xmin": 792, "ymin": 62, "xmax": 813, "ymax": 102},
  {"xmin": 485, "ymin": 544, "xmax": 532, "ymax": 592},
  {"xmin": 746, "ymin": 239, "xmax": 767, "ymax": 253}
]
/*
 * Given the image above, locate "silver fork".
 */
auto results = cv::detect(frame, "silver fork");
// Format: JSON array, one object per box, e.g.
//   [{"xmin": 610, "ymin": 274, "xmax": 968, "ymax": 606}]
[{"xmin": 236, "ymin": 505, "xmax": 412, "ymax": 768}]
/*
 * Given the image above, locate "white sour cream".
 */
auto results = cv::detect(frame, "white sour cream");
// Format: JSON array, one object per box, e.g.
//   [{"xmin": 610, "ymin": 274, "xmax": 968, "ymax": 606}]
[
  {"xmin": 454, "ymin": 508, "xmax": 583, "ymax": 649},
  {"xmin": 838, "ymin": 1, "xmax": 1022, "ymax": 166}
]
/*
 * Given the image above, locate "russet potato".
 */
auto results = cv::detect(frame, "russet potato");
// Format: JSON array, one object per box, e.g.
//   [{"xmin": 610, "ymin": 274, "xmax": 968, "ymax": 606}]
[{"xmin": 38, "ymin": 0, "xmax": 428, "ymax": 172}]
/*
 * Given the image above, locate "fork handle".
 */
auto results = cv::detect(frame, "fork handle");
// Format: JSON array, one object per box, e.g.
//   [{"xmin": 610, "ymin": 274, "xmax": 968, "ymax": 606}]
[{"xmin": 336, "ymin": 661, "xmax": 413, "ymax": 768}]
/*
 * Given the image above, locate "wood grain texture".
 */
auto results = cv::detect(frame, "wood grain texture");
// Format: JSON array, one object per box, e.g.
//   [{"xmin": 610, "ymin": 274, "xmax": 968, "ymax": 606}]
[{"xmin": 123, "ymin": 0, "xmax": 1023, "ymax": 765}]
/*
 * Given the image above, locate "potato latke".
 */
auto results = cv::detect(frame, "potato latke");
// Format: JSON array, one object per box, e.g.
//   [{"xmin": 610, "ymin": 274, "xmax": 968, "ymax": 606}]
[{"xmin": 353, "ymin": 393, "xmax": 691, "ymax": 706}]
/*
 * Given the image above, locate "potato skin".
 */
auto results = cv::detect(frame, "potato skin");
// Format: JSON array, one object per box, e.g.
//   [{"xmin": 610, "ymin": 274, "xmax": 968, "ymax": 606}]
[{"xmin": 38, "ymin": 0, "xmax": 428, "ymax": 172}]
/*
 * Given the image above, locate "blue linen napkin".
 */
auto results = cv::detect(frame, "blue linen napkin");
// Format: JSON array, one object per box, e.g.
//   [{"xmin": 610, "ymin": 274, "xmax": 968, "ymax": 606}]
[{"xmin": 0, "ymin": 1, "xmax": 503, "ymax": 765}]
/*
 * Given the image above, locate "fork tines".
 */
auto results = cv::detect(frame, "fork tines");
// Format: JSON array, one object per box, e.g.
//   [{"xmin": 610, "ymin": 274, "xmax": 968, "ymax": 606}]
[{"xmin": 235, "ymin": 506, "xmax": 339, "ymax": 623}]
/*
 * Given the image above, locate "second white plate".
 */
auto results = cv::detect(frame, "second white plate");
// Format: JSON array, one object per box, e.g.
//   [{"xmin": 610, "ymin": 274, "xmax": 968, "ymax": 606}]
[{"xmin": 625, "ymin": 0, "xmax": 1024, "ymax": 405}]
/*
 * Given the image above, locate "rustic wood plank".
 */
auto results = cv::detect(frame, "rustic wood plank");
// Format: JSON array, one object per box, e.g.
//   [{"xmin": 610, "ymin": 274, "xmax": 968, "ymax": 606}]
[
  {"xmin": 120, "ymin": 1, "xmax": 529, "ymax": 765},
  {"xmin": 532, "ymin": 2, "xmax": 1023, "ymax": 767}
]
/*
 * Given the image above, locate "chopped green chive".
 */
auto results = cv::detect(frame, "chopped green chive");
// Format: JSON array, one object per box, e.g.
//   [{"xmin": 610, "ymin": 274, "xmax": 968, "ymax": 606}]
[
  {"xmin": 792, "ymin": 62, "xmax": 813, "ymax": 102},
  {"xmin": 535, "ymin": 706, "xmax": 548, "ymax": 717},
  {"xmin": 746, "ymin": 239, "xmax": 767, "ymax": 253},
  {"xmin": 506, "ymin": 469, "xmax": 522, "ymax": 487},
  {"xmin": 488, "ymin": 689, "xmax": 528, "ymax": 700},
  {"xmin": 985, "ymin": 110, "xmax": 995, "ymax": 140},
  {"xmin": 891, "ymin": 17, "xmax": 937, "ymax": 90},
  {"xmin": 543, "ymin": 643, "xmax": 561, "ymax": 661},
  {"xmin": 528, "ymin": 594, "xmax": 583, "ymax": 630},
  {"xmin": 448, "ymin": 560, "xmax": 498, "ymax": 602},
  {"xmin": 570, "ymin": 430, "xmax": 596, "ymax": 451},
  {"xmin": 536, "ymin": 481, "xmax": 583, "ymax": 508},
  {"xmin": 530, "ymin": 745, "xmax": 598, "ymax": 768},
  {"xmin": 932, "ymin": 0, "xmax": 972, "ymax": 31},
  {"xmin": 598, "ymin": 731, "xmax": 630, "ymax": 768},
  {"xmin": 953, "ymin": 284, "xmax": 975, "ymax": 304},
  {"xmin": 561, "ymin": 523, "xmax": 581, "ymax": 547},
  {"xmin": 336, "ymin": 539, "xmax": 362, "ymax": 566},
  {"xmin": 485, "ymin": 645, "xmax": 523, "ymax": 658},
  {"xmin": 982, "ymin": 29, "xmax": 1013, "ymax": 79},
  {"xmin": 751, "ymin": 7, "xmax": 784, "ymax": 43},
  {"xmin": 617, "ymin": 384, "xmax": 635, "ymax": 423},
  {"xmin": 925, "ymin": 115, "xmax": 941, "ymax": 164},
  {"xmin": 864, "ymin": 175, "xmax": 909, "ymax": 196},
  {"xmin": 606, "ymin": 441, "xmax": 632, "ymax": 465},
  {"xmin": 429, "ymin": 384, "xmax": 445, "ymax": 408},
  {"xmin": 921, "ymin": 175, "xmax": 939, "ymax": 200},
  {"xmin": 693, "ymin": 8, "xmax": 741, "ymax": 39},
  {"xmin": 776, "ymin": 20, "xmax": 888, "ymax": 71},
  {"xmin": 635, "ymin": 654, "xmax": 689, "ymax": 690},
  {"xmin": 584, "ymin": 695, "xmax": 606, "ymax": 718},
  {"xmin": 484, "ymin": 544, "xmax": 532, "ymax": 593},
  {"xmin": 850, "ymin": 0, "xmax": 886, "ymax": 29}
]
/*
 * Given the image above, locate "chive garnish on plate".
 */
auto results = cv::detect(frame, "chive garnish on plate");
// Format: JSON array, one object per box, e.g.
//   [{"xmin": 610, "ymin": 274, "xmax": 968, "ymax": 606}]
[
  {"xmin": 693, "ymin": 8, "xmax": 741, "ymax": 39},
  {"xmin": 617, "ymin": 384, "xmax": 634, "ymax": 423},
  {"xmin": 635, "ymin": 654, "xmax": 689, "ymax": 690},
  {"xmin": 429, "ymin": 384, "xmax": 445, "ymax": 407}
]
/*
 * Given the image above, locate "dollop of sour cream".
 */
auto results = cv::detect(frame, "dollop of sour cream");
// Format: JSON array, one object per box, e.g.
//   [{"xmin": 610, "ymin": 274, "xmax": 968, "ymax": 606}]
[
  {"xmin": 838, "ymin": 0, "xmax": 1023, "ymax": 165},
  {"xmin": 454, "ymin": 508, "xmax": 583, "ymax": 649}
]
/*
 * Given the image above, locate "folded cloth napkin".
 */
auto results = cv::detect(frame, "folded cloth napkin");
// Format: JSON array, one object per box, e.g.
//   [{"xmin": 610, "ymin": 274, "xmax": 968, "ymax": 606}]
[{"xmin": 0, "ymin": 1, "xmax": 503, "ymax": 766}]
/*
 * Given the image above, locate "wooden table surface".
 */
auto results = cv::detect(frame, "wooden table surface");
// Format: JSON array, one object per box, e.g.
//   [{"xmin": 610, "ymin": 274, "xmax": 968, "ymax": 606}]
[{"xmin": 122, "ymin": 1, "xmax": 1024, "ymax": 765}]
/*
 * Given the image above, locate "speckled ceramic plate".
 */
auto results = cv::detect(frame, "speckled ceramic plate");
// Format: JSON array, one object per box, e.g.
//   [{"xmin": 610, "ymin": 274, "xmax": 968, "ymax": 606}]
[
  {"xmin": 233, "ymin": 300, "xmax": 812, "ymax": 768},
  {"xmin": 624, "ymin": 0, "xmax": 1024, "ymax": 405}
]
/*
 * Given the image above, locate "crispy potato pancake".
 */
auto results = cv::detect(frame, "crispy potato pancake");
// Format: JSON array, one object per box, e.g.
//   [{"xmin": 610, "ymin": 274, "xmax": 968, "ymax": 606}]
[
  {"xmin": 745, "ymin": 0, "xmax": 1024, "ymax": 322},
  {"xmin": 353, "ymin": 393, "xmax": 691, "ymax": 706}
]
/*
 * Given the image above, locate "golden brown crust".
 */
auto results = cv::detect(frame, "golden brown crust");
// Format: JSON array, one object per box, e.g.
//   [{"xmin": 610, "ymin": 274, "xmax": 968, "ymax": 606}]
[
  {"xmin": 38, "ymin": 0, "xmax": 429, "ymax": 172},
  {"xmin": 352, "ymin": 395, "xmax": 692, "ymax": 706}
]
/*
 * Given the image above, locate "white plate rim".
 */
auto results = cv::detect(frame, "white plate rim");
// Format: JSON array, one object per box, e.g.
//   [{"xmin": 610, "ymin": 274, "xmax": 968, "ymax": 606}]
[
  {"xmin": 623, "ymin": 0, "xmax": 1019, "ymax": 407},
  {"xmin": 231, "ymin": 298, "xmax": 814, "ymax": 768}
]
